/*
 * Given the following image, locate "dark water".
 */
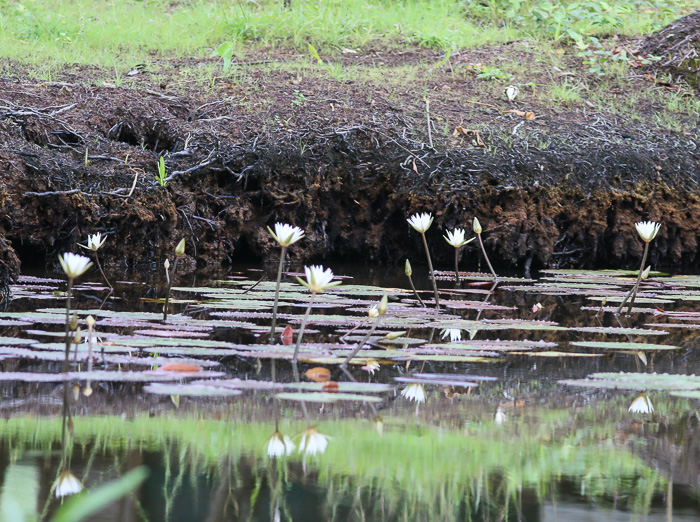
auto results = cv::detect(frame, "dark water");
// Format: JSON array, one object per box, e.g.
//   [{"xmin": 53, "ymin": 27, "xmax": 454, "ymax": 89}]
[{"xmin": 0, "ymin": 265, "xmax": 699, "ymax": 521}]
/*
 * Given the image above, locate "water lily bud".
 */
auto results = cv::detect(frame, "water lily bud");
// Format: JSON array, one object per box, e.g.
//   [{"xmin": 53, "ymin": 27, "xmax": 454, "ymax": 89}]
[
  {"xmin": 70, "ymin": 313, "xmax": 78, "ymax": 332},
  {"xmin": 72, "ymin": 385, "xmax": 80, "ymax": 401},
  {"xmin": 472, "ymin": 217, "xmax": 482, "ymax": 234},
  {"xmin": 405, "ymin": 259, "xmax": 412, "ymax": 277},
  {"xmin": 86, "ymin": 315, "xmax": 95, "ymax": 328},
  {"xmin": 378, "ymin": 294, "xmax": 388, "ymax": 316},
  {"xmin": 73, "ymin": 327, "xmax": 82, "ymax": 345},
  {"xmin": 83, "ymin": 386, "xmax": 93, "ymax": 397},
  {"xmin": 164, "ymin": 259, "xmax": 170, "ymax": 270},
  {"xmin": 175, "ymin": 238, "xmax": 186, "ymax": 257},
  {"xmin": 641, "ymin": 266, "xmax": 651, "ymax": 280}
]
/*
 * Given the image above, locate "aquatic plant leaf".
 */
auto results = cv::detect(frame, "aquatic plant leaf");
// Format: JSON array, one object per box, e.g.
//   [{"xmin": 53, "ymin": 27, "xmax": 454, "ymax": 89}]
[
  {"xmin": 570, "ymin": 341, "xmax": 680, "ymax": 351},
  {"xmin": 0, "ymin": 337, "xmax": 38, "ymax": 345},
  {"xmin": 571, "ymin": 327, "xmax": 668, "ymax": 336},
  {"xmin": 305, "ymin": 367, "xmax": 331, "ymax": 382},
  {"xmin": 560, "ymin": 372, "xmax": 700, "ymax": 391},
  {"xmin": 0, "ymin": 370, "xmax": 224, "ymax": 382},
  {"xmin": 395, "ymin": 376, "xmax": 482, "ymax": 387},
  {"xmin": 275, "ymin": 392, "xmax": 382, "ymax": 403},
  {"xmin": 669, "ymin": 391, "xmax": 700, "ymax": 399},
  {"xmin": 144, "ymin": 384, "xmax": 242, "ymax": 396},
  {"xmin": 393, "ymin": 355, "xmax": 499, "ymax": 362},
  {"xmin": 190, "ymin": 379, "xmax": 285, "ymax": 390},
  {"xmin": 510, "ymin": 351, "xmax": 604, "ymax": 357},
  {"xmin": 285, "ymin": 382, "xmax": 392, "ymax": 392}
]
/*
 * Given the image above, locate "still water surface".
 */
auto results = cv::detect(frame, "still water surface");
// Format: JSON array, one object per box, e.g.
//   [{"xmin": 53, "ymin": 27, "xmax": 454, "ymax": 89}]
[{"xmin": 0, "ymin": 265, "xmax": 698, "ymax": 521}]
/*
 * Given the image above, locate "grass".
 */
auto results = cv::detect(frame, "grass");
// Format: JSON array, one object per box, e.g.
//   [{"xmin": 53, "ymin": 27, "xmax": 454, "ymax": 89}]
[
  {"xmin": 0, "ymin": 396, "xmax": 679, "ymax": 517},
  {"xmin": 1, "ymin": 0, "xmax": 697, "ymax": 68}
]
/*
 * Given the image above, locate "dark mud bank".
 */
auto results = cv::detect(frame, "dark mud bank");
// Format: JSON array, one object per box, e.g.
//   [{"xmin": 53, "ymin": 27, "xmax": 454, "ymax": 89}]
[{"xmin": 0, "ymin": 74, "xmax": 698, "ymax": 281}]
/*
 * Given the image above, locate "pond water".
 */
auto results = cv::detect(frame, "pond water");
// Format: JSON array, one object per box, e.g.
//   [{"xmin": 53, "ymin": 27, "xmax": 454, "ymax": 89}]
[{"xmin": 0, "ymin": 264, "xmax": 699, "ymax": 521}]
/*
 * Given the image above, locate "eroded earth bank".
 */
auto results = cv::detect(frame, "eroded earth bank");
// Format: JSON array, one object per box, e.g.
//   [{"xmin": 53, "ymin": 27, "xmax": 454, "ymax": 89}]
[{"xmin": 0, "ymin": 19, "xmax": 698, "ymax": 282}]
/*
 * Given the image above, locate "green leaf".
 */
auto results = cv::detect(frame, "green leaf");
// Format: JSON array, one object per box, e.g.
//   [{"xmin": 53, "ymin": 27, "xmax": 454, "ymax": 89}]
[
  {"xmin": 53, "ymin": 466, "xmax": 149, "ymax": 522},
  {"xmin": 308, "ymin": 43, "xmax": 322, "ymax": 64}
]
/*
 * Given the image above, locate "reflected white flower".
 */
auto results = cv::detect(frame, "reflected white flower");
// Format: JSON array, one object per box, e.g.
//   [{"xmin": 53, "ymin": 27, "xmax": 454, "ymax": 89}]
[
  {"xmin": 297, "ymin": 265, "xmax": 341, "ymax": 294},
  {"xmin": 267, "ymin": 431, "xmax": 295, "ymax": 458},
  {"xmin": 54, "ymin": 469, "xmax": 83, "ymax": 498},
  {"xmin": 495, "ymin": 407, "xmax": 507, "ymax": 425},
  {"xmin": 299, "ymin": 427, "xmax": 328, "ymax": 456},
  {"xmin": 59, "ymin": 252, "xmax": 92, "ymax": 279},
  {"xmin": 444, "ymin": 228, "xmax": 472, "ymax": 248},
  {"xmin": 441, "ymin": 328, "xmax": 462, "ymax": 342},
  {"xmin": 628, "ymin": 393, "xmax": 654, "ymax": 414},
  {"xmin": 401, "ymin": 383, "xmax": 426, "ymax": 403},
  {"xmin": 361, "ymin": 359, "xmax": 380, "ymax": 375},
  {"xmin": 407, "ymin": 212, "xmax": 433, "ymax": 234},
  {"xmin": 268, "ymin": 223, "xmax": 305, "ymax": 247},
  {"xmin": 374, "ymin": 416, "xmax": 384, "ymax": 436},
  {"xmin": 79, "ymin": 233, "xmax": 107, "ymax": 252},
  {"xmin": 635, "ymin": 221, "xmax": 660, "ymax": 243}
]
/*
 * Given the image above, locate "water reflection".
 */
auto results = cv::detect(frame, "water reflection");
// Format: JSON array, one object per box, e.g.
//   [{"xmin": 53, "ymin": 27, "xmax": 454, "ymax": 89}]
[
  {"xmin": 0, "ymin": 267, "xmax": 698, "ymax": 520},
  {"xmin": 0, "ymin": 392, "xmax": 695, "ymax": 520}
]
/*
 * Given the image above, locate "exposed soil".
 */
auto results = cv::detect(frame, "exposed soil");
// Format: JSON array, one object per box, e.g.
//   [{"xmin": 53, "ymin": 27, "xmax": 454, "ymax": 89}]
[
  {"xmin": 0, "ymin": 30, "xmax": 698, "ymax": 282},
  {"xmin": 642, "ymin": 10, "xmax": 700, "ymax": 89}
]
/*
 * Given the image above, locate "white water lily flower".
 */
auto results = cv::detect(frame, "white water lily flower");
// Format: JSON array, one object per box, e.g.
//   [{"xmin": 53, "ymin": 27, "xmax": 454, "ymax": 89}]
[
  {"xmin": 362, "ymin": 359, "xmax": 380, "ymax": 374},
  {"xmin": 635, "ymin": 221, "xmax": 660, "ymax": 243},
  {"xmin": 59, "ymin": 252, "xmax": 93, "ymax": 279},
  {"xmin": 79, "ymin": 233, "xmax": 107, "ymax": 252},
  {"xmin": 297, "ymin": 265, "xmax": 341, "ymax": 294},
  {"xmin": 268, "ymin": 223, "xmax": 305, "ymax": 247},
  {"xmin": 628, "ymin": 393, "xmax": 654, "ymax": 414},
  {"xmin": 299, "ymin": 427, "xmax": 328, "ymax": 456},
  {"xmin": 441, "ymin": 328, "xmax": 462, "ymax": 342},
  {"xmin": 495, "ymin": 407, "xmax": 507, "ymax": 425},
  {"xmin": 407, "ymin": 212, "xmax": 433, "ymax": 234},
  {"xmin": 444, "ymin": 228, "xmax": 473, "ymax": 248},
  {"xmin": 267, "ymin": 431, "xmax": 295, "ymax": 458},
  {"xmin": 54, "ymin": 469, "xmax": 83, "ymax": 498},
  {"xmin": 368, "ymin": 305, "xmax": 379, "ymax": 318},
  {"xmin": 401, "ymin": 383, "xmax": 426, "ymax": 403}
]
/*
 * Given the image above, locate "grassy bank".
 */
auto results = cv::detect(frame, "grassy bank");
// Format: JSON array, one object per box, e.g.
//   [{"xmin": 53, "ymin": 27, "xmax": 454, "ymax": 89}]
[{"xmin": 0, "ymin": 0, "xmax": 697, "ymax": 67}]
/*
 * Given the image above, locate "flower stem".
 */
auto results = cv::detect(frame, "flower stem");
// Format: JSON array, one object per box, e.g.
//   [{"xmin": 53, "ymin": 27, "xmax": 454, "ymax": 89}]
[
  {"xmin": 618, "ymin": 242, "xmax": 649, "ymax": 315},
  {"xmin": 407, "ymin": 274, "xmax": 426, "ymax": 307},
  {"xmin": 420, "ymin": 232, "xmax": 440, "ymax": 307},
  {"xmin": 270, "ymin": 246, "xmax": 287, "ymax": 341},
  {"xmin": 341, "ymin": 316, "xmax": 382, "ymax": 368},
  {"xmin": 477, "ymin": 233, "xmax": 497, "ymax": 279},
  {"xmin": 93, "ymin": 252, "xmax": 112, "ymax": 289},
  {"xmin": 454, "ymin": 247, "xmax": 461, "ymax": 284},
  {"xmin": 292, "ymin": 293, "xmax": 315, "ymax": 363},
  {"xmin": 163, "ymin": 257, "xmax": 179, "ymax": 321},
  {"xmin": 63, "ymin": 277, "xmax": 74, "ymax": 374}
]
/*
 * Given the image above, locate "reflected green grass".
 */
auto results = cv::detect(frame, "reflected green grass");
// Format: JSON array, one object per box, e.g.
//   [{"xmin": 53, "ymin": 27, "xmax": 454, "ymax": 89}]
[{"xmin": 0, "ymin": 395, "xmax": 686, "ymax": 520}]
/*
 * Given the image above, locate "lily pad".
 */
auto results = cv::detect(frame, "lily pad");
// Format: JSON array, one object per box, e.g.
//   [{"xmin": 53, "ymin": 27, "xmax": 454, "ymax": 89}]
[{"xmin": 275, "ymin": 392, "xmax": 382, "ymax": 403}]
